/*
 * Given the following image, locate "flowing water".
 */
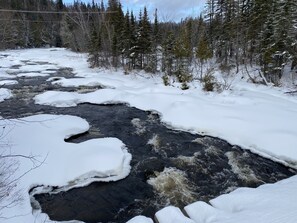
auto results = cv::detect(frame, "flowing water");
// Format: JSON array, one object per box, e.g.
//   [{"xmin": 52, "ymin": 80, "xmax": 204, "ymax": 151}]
[{"xmin": 1, "ymin": 63, "xmax": 296, "ymax": 223}]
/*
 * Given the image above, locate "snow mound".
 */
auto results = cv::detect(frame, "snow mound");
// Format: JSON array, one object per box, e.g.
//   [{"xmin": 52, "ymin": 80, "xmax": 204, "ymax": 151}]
[
  {"xmin": 52, "ymin": 77, "xmax": 111, "ymax": 88},
  {"xmin": 0, "ymin": 88, "xmax": 12, "ymax": 102},
  {"xmin": 185, "ymin": 175, "xmax": 297, "ymax": 223},
  {"xmin": 2, "ymin": 114, "xmax": 132, "ymax": 186},
  {"xmin": 0, "ymin": 114, "xmax": 131, "ymax": 222},
  {"xmin": 16, "ymin": 72, "xmax": 50, "ymax": 77},
  {"xmin": 0, "ymin": 80, "xmax": 18, "ymax": 86},
  {"xmin": 155, "ymin": 206, "xmax": 195, "ymax": 223},
  {"xmin": 126, "ymin": 216, "xmax": 154, "ymax": 223}
]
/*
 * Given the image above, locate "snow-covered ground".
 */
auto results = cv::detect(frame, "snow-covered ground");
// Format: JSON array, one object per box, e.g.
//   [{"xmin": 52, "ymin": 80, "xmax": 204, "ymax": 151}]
[
  {"xmin": 0, "ymin": 115, "xmax": 131, "ymax": 223},
  {"xmin": 0, "ymin": 48, "xmax": 297, "ymax": 223},
  {"xmin": 0, "ymin": 88, "xmax": 12, "ymax": 102},
  {"xmin": 184, "ymin": 175, "xmax": 297, "ymax": 223}
]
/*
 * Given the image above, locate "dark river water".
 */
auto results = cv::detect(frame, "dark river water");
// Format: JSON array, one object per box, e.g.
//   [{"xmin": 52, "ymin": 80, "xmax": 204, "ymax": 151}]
[{"xmin": 0, "ymin": 65, "xmax": 295, "ymax": 223}]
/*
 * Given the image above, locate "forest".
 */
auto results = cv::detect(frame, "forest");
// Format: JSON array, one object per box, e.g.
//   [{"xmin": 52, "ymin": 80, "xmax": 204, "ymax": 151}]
[{"xmin": 0, "ymin": 0, "xmax": 296, "ymax": 87}]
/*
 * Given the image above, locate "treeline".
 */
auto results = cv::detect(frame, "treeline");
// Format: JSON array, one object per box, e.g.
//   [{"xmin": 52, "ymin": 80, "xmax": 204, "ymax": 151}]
[
  {"xmin": 0, "ymin": 0, "xmax": 64, "ymax": 48},
  {"xmin": 84, "ymin": 0, "xmax": 297, "ymax": 86},
  {"xmin": 203, "ymin": 0, "xmax": 297, "ymax": 85},
  {"xmin": 0, "ymin": 0, "xmax": 297, "ymax": 86}
]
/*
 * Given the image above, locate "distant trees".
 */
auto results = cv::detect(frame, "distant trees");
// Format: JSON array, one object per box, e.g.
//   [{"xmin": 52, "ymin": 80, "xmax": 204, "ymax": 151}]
[
  {"xmin": 0, "ymin": 0, "xmax": 296, "ymax": 86},
  {"xmin": 203, "ymin": 0, "xmax": 297, "ymax": 85},
  {"xmin": 0, "ymin": 0, "xmax": 65, "ymax": 48},
  {"xmin": 88, "ymin": 0, "xmax": 297, "ymax": 86}
]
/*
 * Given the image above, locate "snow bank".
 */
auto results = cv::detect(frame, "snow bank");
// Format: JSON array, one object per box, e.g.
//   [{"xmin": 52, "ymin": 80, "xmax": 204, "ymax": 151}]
[
  {"xmin": 52, "ymin": 77, "xmax": 112, "ymax": 88},
  {"xmin": 155, "ymin": 206, "xmax": 195, "ymax": 223},
  {"xmin": 0, "ymin": 80, "xmax": 18, "ymax": 86},
  {"xmin": 0, "ymin": 88, "xmax": 12, "ymax": 102},
  {"xmin": 0, "ymin": 114, "xmax": 131, "ymax": 223},
  {"xmin": 34, "ymin": 84, "xmax": 297, "ymax": 168},
  {"xmin": 126, "ymin": 216, "xmax": 154, "ymax": 223},
  {"xmin": 184, "ymin": 175, "xmax": 297, "ymax": 223},
  {"xmin": 16, "ymin": 72, "xmax": 50, "ymax": 77}
]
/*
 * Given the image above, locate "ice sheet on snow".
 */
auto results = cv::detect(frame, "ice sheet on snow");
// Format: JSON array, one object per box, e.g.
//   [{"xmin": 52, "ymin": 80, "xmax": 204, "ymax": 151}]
[
  {"xmin": 184, "ymin": 175, "xmax": 297, "ymax": 223},
  {"xmin": 0, "ymin": 114, "xmax": 131, "ymax": 223},
  {"xmin": 155, "ymin": 206, "xmax": 195, "ymax": 223}
]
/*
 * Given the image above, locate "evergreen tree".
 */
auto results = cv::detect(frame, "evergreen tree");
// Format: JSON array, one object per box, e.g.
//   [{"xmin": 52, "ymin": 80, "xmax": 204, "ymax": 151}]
[
  {"xmin": 196, "ymin": 34, "xmax": 213, "ymax": 79},
  {"xmin": 129, "ymin": 11, "xmax": 137, "ymax": 69},
  {"xmin": 162, "ymin": 31, "xmax": 175, "ymax": 76},
  {"xmin": 146, "ymin": 8, "xmax": 160, "ymax": 73},
  {"xmin": 171, "ymin": 20, "xmax": 193, "ymax": 83},
  {"xmin": 88, "ymin": 18, "xmax": 102, "ymax": 68},
  {"xmin": 153, "ymin": 9, "xmax": 160, "ymax": 45},
  {"xmin": 56, "ymin": 0, "xmax": 64, "ymax": 11},
  {"xmin": 135, "ymin": 7, "xmax": 152, "ymax": 69}
]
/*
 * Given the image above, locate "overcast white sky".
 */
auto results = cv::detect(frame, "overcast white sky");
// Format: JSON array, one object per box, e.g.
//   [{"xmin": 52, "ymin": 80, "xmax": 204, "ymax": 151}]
[{"xmin": 63, "ymin": 0, "xmax": 206, "ymax": 21}]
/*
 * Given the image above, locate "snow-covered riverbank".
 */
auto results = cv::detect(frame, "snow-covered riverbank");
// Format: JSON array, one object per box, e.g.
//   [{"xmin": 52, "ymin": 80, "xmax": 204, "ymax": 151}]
[{"xmin": 1, "ymin": 48, "xmax": 297, "ymax": 223}]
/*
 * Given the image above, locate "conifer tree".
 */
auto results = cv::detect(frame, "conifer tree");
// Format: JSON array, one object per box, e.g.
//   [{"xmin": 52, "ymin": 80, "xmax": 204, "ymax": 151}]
[
  {"xmin": 146, "ymin": 8, "xmax": 160, "ymax": 73},
  {"xmin": 196, "ymin": 34, "xmax": 213, "ymax": 79},
  {"xmin": 129, "ymin": 11, "xmax": 137, "ymax": 69},
  {"xmin": 55, "ymin": 0, "xmax": 64, "ymax": 47},
  {"xmin": 153, "ymin": 9, "xmax": 160, "ymax": 45},
  {"xmin": 162, "ymin": 31, "xmax": 175, "ymax": 76},
  {"xmin": 135, "ymin": 7, "xmax": 152, "ymax": 69}
]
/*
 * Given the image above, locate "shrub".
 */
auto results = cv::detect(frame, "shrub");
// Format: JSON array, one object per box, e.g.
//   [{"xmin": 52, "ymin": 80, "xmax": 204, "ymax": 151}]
[
  {"xmin": 200, "ymin": 67, "xmax": 217, "ymax": 92},
  {"xmin": 162, "ymin": 75, "xmax": 170, "ymax": 86},
  {"xmin": 202, "ymin": 72, "xmax": 216, "ymax": 92}
]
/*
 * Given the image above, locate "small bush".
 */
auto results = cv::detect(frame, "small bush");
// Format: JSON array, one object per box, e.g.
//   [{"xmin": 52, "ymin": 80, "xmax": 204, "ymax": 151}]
[
  {"xmin": 162, "ymin": 75, "xmax": 170, "ymax": 86},
  {"xmin": 219, "ymin": 63, "xmax": 234, "ymax": 74},
  {"xmin": 181, "ymin": 82, "xmax": 189, "ymax": 90},
  {"xmin": 175, "ymin": 69, "xmax": 193, "ymax": 83},
  {"xmin": 202, "ymin": 73, "xmax": 216, "ymax": 92}
]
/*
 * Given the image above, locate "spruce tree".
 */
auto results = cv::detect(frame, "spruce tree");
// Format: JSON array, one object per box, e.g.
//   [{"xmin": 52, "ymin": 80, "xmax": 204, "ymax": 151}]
[
  {"xmin": 133, "ymin": 7, "xmax": 152, "ymax": 69},
  {"xmin": 196, "ymin": 35, "xmax": 213, "ymax": 79},
  {"xmin": 162, "ymin": 31, "xmax": 175, "ymax": 76},
  {"xmin": 129, "ymin": 11, "xmax": 137, "ymax": 69}
]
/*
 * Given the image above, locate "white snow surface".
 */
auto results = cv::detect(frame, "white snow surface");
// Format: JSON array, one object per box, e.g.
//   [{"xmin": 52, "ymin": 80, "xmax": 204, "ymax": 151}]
[
  {"xmin": 155, "ymin": 206, "xmax": 195, "ymax": 223},
  {"xmin": 0, "ymin": 114, "xmax": 131, "ymax": 223},
  {"xmin": 1, "ymin": 48, "xmax": 297, "ymax": 223},
  {"xmin": 0, "ymin": 80, "xmax": 18, "ymax": 86},
  {"xmin": 0, "ymin": 88, "xmax": 12, "ymax": 102},
  {"xmin": 126, "ymin": 216, "xmax": 154, "ymax": 223},
  {"xmin": 35, "ymin": 85, "xmax": 297, "ymax": 166},
  {"xmin": 16, "ymin": 72, "xmax": 50, "ymax": 77},
  {"xmin": 184, "ymin": 175, "xmax": 297, "ymax": 223},
  {"xmin": 26, "ymin": 48, "xmax": 297, "ymax": 168},
  {"xmin": 51, "ymin": 76, "xmax": 111, "ymax": 88}
]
